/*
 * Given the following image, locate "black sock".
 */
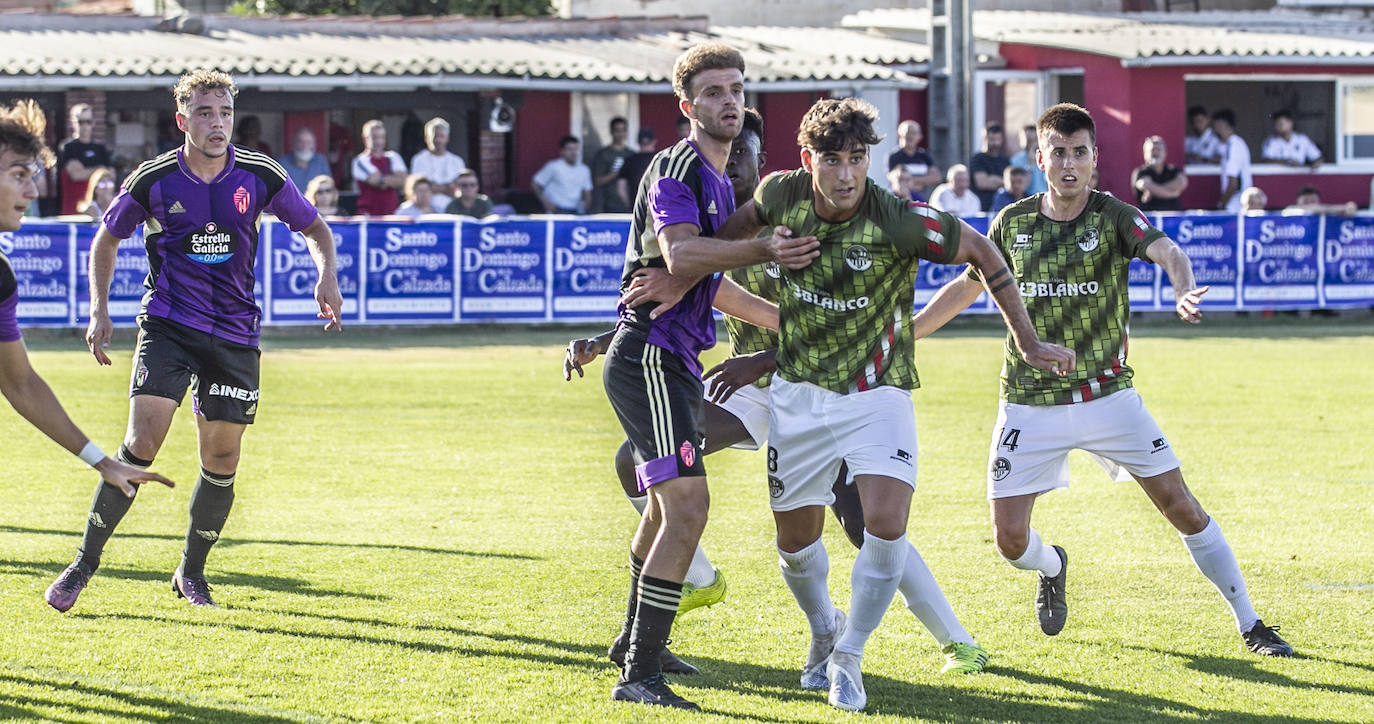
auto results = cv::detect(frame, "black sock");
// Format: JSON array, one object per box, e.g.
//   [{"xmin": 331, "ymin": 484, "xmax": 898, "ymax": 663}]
[
  {"xmin": 624, "ymin": 574, "xmax": 683, "ymax": 681},
  {"xmin": 180, "ymin": 468, "xmax": 235, "ymax": 578},
  {"xmin": 618, "ymin": 553, "xmax": 644, "ymax": 643},
  {"xmin": 76, "ymin": 445, "xmax": 152, "ymax": 572}
]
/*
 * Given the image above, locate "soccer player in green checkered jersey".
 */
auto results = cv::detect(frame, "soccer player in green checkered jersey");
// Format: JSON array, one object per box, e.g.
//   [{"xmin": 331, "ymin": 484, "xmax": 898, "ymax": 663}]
[
  {"xmin": 912, "ymin": 103, "xmax": 1292, "ymax": 658},
  {"xmin": 700, "ymin": 98, "xmax": 1074, "ymax": 712}
]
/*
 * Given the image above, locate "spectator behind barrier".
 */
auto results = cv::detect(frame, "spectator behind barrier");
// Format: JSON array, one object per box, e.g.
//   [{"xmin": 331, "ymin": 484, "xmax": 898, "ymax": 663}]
[
  {"xmin": 1240, "ymin": 186, "xmax": 1268, "ymax": 213},
  {"xmin": 990, "ymin": 166, "xmax": 1029, "ymax": 214},
  {"xmin": 78, "ymin": 167, "xmax": 117, "ymax": 221},
  {"xmin": 969, "ymin": 122, "xmax": 1010, "ymax": 211},
  {"xmin": 928, "ymin": 163, "xmax": 982, "ymax": 216},
  {"xmin": 1132, "ymin": 136, "xmax": 1187, "ymax": 212},
  {"xmin": 1284, "ymin": 184, "xmax": 1357, "ymax": 217},
  {"xmin": 395, "ymin": 175, "xmax": 441, "ymax": 218},
  {"xmin": 1211, "ymin": 109, "xmax": 1251, "ymax": 213},
  {"xmin": 305, "ymin": 174, "xmax": 341, "ymax": 217},
  {"xmin": 1261, "ymin": 109, "xmax": 1322, "ymax": 170},
  {"xmin": 445, "ymin": 169, "xmax": 494, "ymax": 218},
  {"xmin": 1185, "ymin": 105, "xmax": 1222, "ymax": 164},
  {"xmin": 532, "ymin": 135, "xmax": 592, "ymax": 214}
]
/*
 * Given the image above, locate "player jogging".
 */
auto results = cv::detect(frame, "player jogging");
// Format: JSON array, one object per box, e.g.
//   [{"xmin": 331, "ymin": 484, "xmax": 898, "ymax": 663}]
[
  {"xmin": 911, "ymin": 102, "xmax": 1292, "ymax": 657},
  {"xmin": 45, "ymin": 70, "xmax": 342, "ymax": 612}
]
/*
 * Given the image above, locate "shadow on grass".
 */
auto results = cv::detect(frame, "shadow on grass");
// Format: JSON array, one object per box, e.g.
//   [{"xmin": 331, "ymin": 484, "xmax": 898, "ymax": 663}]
[
  {"xmin": 0, "ymin": 670, "xmax": 308, "ymax": 723},
  {"xmin": 0, "ymin": 524, "xmax": 536, "ymax": 560},
  {"xmin": 70, "ymin": 606, "xmax": 1352, "ymax": 723},
  {"xmin": 1122, "ymin": 641, "xmax": 1374, "ymax": 698},
  {"xmin": 0, "ymin": 559, "xmax": 385, "ymax": 601}
]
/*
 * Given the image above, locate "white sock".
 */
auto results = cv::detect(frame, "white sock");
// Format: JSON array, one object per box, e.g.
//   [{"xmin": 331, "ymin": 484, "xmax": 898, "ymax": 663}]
[
  {"xmin": 629, "ymin": 494, "xmax": 715, "ymax": 588},
  {"xmin": 779, "ymin": 538, "xmax": 835, "ymax": 633},
  {"xmin": 897, "ymin": 542, "xmax": 974, "ymax": 647},
  {"xmin": 836, "ymin": 531, "xmax": 908, "ymax": 655},
  {"xmin": 1005, "ymin": 528, "xmax": 1063, "ymax": 578},
  {"xmin": 1181, "ymin": 517, "xmax": 1259, "ymax": 633}
]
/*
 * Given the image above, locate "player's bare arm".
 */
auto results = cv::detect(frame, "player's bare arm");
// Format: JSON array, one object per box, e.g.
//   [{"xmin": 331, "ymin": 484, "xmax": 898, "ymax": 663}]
[
  {"xmin": 299, "ymin": 215, "xmax": 343, "ymax": 331},
  {"xmin": 714, "ymin": 200, "xmax": 766, "ymax": 241},
  {"xmin": 953, "ymin": 222, "xmax": 1076, "ymax": 376},
  {"xmin": 1146, "ymin": 237, "xmax": 1209, "ymax": 324},
  {"xmin": 0, "ymin": 339, "xmax": 174, "ymax": 497},
  {"xmin": 620, "ymin": 266, "xmax": 697, "ymax": 321},
  {"xmin": 84, "ymin": 225, "xmax": 124, "ymax": 366},
  {"xmin": 562, "ymin": 330, "xmax": 615, "ymax": 381},
  {"xmin": 910, "ymin": 270, "xmax": 983, "ymax": 340},
  {"xmin": 660, "ymin": 219, "xmax": 818, "ymax": 279},
  {"xmin": 713, "ymin": 275, "xmax": 778, "ymax": 331},
  {"xmin": 704, "ymin": 349, "xmax": 776, "ymax": 404}
]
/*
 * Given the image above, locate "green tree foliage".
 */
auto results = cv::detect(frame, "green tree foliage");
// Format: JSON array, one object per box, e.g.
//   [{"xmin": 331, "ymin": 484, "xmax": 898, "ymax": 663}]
[{"xmin": 234, "ymin": 0, "xmax": 553, "ymax": 17}]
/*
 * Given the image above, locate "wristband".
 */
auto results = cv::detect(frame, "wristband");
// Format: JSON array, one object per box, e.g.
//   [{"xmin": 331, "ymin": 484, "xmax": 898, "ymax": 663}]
[{"xmin": 77, "ymin": 441, "xmax": 106, "ymax": 467}]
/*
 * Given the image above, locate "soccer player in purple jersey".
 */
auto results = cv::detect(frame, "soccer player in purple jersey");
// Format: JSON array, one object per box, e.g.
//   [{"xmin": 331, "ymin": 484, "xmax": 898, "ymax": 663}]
[
  {"xmin": 598, "ymin": 43, "xmax": 818, "ymax": 710},
  {"xmin": 45, "ymin": 70, "xmax": 342, "ymax": 612},
  {"xmin": 0, "ymin": 101, "xmax": 174, "ymax": 505}
]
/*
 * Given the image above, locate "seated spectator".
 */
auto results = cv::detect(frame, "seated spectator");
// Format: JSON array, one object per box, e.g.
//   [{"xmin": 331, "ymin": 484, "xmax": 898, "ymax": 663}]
[
  {"xmin": 886, "ymin": 166, "xmax": 913, "ymax": 201},
  {"xmin": 532, "ymin": 135, "xmax": 592, "ymax": 214},
  {"xmin": 969, "ymin": 122, "xmax": 1010, "ymax": 211},
  {"xmin": 395, "ymin": 175, "xmax": 442, "ymax": 218},
  {"xmin": 1284, "ymin": 184, "xmax": 1357, "ymax": 216},
  {"xmin": 990, "ymin": 166, "xmax": 1030, "ymax": 213},
  {"xmin": 887, "ymin": 120, "xmax": 940, "ymax": 201},
  {"xmin": 410, "ymin": 117, "xmax": 466, "ymax": 210},
  {"xmin": 928, "ymin": 164, "xmax": 982, "ymax": 216},
  {"xmin": 1185, "ymin": 105, "xmax": 1222, "ymax": 164},
  {"xmin": 77, "ymin": 167, "xmax": 117, "ymax": 221},
  {"xmin": 1131, "ymin": 135, "xmax": 1188, "ymax": 211},
  {"xmin": 1240, "ymin": 186, "xmax": 1268, "ymax": 212},
  {"xmin": 445, "ymin": 169, "xmax": 494, "ymax": 218},
  {"xmin": 278, "ymin": 127, "xmax": 331, "ymax": 192},
  {"xmin": 1008, "ymin": 124, "xmax": 1048, "ymax": 195},
  {"xmin": 305, "ymin": 174, "xmax": 341, "ymax": 216},
  {"xmin": 1261, "ymin": 110, "xmax": 1322, "ymax": 169}
]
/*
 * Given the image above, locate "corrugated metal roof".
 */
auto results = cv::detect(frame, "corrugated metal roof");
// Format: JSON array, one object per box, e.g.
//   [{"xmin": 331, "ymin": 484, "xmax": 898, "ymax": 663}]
[
  {"xmin": 0, "ymin": 13, "xmax": 926, "ymax": 89},
  {"xmin": 843, "ymin": 7, "xmax": 1374, "ymax": 64}
]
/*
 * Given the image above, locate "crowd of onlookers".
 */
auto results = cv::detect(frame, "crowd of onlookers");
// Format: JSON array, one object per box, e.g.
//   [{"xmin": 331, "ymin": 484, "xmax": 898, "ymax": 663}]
[{"xmin": 32, "ymin": 101, "xmax": 1369, "ymax": 225}]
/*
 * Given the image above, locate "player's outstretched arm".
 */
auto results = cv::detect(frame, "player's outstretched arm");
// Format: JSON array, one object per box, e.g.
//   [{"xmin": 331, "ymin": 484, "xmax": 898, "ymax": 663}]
[
  {"xmin": 660, "ymin": 217, "xmax": 818, "ymax": 280},
  {"xmin": 300, "ymin": 216, "xmax": 343, "ymax": 331},
  {"xmin": 911, "ymin": 269, "xmax": 983, "ymax": 340},
  {"xmin": 0, "ymin": 340, "xmax": 174, "ymax": 497},
  {"xmin": 713, "ymin": 275, "xmax": 778, "ymax": 332},
  {"xmin": 1146, "ymin": 237, "xmax": 1209, "ymax": 324},
  {"xmin": 954, "ymin": 225, "xmax": 1076, "ymax": 376},
  {"xmin": 85, "ymin": 225, "xmax": 123, "ymax": 366},
  {"xmin": 563, "ymin": 330, "xmax": 615, "ymax": 381},
  {"xmin": 620, "ymin": 266, "xmax": 697, "ymax": 321}
]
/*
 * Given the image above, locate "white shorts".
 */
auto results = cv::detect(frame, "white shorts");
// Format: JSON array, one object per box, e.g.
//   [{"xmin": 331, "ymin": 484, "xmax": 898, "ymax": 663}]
[
  {"xmin": 986, "ymin": 387, "xmax": 1182, "ymax": 500},
  {"xmin": 767, "ymin": 376, "xmax": 918, "ymax": 512},
  {"xmin": 710, "ymin": 381, "xmax": 771, "ymax": 451}
]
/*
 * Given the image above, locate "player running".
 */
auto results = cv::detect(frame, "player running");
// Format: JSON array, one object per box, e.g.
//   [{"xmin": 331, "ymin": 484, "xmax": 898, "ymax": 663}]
[
  {"xmin": 912, "ymin": 103, "xmax": 1292, "ymax": 657},
  {"xmin": 0, "ymin": 100, "xmax": 174, "ymax": 507},
  {"xmin": 45, "ymin": 70, "xmax": 342, "ymax": 612},
  {"xmin": 596, "ymin": 44, "xmax": 819, "ymax": 711},
  {"xmin": 686, "ymin": 97, "xmax": 1073, "ymax": 712}
]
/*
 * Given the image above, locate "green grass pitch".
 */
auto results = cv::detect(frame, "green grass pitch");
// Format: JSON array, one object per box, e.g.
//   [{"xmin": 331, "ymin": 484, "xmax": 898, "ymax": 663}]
[{"xmin": 0, "ymin": 315, "xmax": 1371, "ymax": 722}]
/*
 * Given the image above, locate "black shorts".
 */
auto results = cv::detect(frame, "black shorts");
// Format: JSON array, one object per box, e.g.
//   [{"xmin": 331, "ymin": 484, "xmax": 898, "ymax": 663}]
[
  {"xmin": 602, "ymin": 332, "xmax": 706, "ymax": 491},
  {"xmin": 129, "ymin": 316, "xmax": 261, "ymax": 424}
]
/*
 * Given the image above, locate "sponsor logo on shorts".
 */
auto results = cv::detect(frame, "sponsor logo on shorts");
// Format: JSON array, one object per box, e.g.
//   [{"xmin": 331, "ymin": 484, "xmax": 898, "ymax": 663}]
[
  {"xmin": 768, "ymin": 475, "xmax": 784, "ymax": 499},
  {"xmin": 890, "ymin": 448, "xmax": 913, "ymax": 466},
  {"xmin": 845, "ymin": 245, "xmax": 873, "ymax": 271},
  {"xmin": 185, "ymin": 222, "xmax": 237, "ymax": 265},
  {"xmin": 991, "ymin": 457, "xmax": 1012, "ymax": 481},
  {"xmin": 679, "ymin": 440, "xmax": 696, "ymax": 468},
  {"xmin": 1077, "ymin": 226, "xmax": 1100, "ymax": 253},
  {"xmin": 209, "ymin": 382, "xmax": 259, "ymax": 401},
  {"xmin": 234, "ymin": 186, "xmax": 251, "ymax": 215},
  {"xmin": 1151, "ymin": 437, "xmax": 1170, "ymax": 453},
  {"xmin": 245, "ymin": 402, "xmax": 257, "ymax": 416}
]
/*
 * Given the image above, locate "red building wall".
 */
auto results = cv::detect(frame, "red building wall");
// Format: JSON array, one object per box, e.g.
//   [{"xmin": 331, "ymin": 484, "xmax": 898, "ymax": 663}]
[
  {"xmin": 513, "ymin": 91, "xmax": 571, "ymax": 193},
  {"xmin": 637, "ymin": 93, "xmax": 687, "ymax": 151},
  {"xmin": 756, "ymin": 91, "xmax": 824, "ymax": 176}
]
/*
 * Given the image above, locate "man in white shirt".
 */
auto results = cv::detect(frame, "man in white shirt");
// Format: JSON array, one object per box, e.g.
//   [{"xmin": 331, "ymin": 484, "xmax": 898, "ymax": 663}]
[
  {"xmin": 351, "ymin": 119, "xmax": 407, "ymax": 216},
  {"xmin": 1212, "ymin": 109, "xmax": 1251, "ymax": 213},
  {"xmin": 532, "ymin": 135, "xmax": 592, "ymax": 214},
  {"xmin": 1260, "ymin": 109, "xmax": 1322, "ymax": 169},
  {"xmin": 1185, "ymin": 105, "xmax": 1223, "ymax": 164},
  {"xmin": 409, "ymin": 117, "xmax": 466, "ymax": 210},
  {"xmin": 928, "ymin": 164, "xmax": 983, "ymax": 217}
]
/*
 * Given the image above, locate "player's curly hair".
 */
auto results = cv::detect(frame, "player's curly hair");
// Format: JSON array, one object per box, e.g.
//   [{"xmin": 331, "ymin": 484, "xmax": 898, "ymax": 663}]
[
  {"xmin": 173, "ymin": 69, "xmax": 238, "ymax": 113},
  {"xmin": 672, "ymin": 43, "xmax": 745, "ymax": 101},
  {"xmin": 0, "ymin": 99, "xmax": 55, "ymax": 168},
  {"xmin": 1037, "ymin": 103, "xmax": 1096, "ymax": 145},
  {"xmin": 796, "ymin": 97, "xmax": 883, "ymax": 153}
]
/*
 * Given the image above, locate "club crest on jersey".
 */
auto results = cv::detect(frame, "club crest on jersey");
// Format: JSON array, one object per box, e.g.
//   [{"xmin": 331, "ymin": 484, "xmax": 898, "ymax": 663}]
[
  {"xmin": 185, "ymin": 222, "xmax": 236, "ymax": 264},
  {"xmin": 845, "ymin": 245, "xmax": 873, "ymax": 271},
  {"xmin": 234, "ymin": 186, "xmax": 250, "ymax": 214},
  {"xmin": 679, "ymin": 440, "xmax": 696, "ymax": 468},
  {"xmin": 1077, "ymin": 226, "xmax": 1100, "ymax": 253}
]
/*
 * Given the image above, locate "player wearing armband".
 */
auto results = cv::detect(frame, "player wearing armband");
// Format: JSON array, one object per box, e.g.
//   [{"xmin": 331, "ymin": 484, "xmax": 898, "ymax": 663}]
[{"xmin": 912, "ymin": 103, "xmax": 1292, "ymax": 658}]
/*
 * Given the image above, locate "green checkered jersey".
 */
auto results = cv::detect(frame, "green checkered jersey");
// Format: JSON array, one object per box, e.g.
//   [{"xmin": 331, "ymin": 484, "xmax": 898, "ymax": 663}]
[
  {"xmin": 754, "ymin": 169, "xmax": 962, "ymax": 394},
  {"xmin": 723, "ymin": 261, "xmax": 783, "ymax": 388},
  {"xmin": 975, "ymin": 191, "xmax": 1165, "ymax": 405}
]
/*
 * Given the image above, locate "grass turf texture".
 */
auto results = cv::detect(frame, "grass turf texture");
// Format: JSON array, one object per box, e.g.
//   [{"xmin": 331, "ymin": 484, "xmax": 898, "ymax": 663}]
[{"xmin": 1, "ymin": 315, "xmax": 1371, "ymax": 723}]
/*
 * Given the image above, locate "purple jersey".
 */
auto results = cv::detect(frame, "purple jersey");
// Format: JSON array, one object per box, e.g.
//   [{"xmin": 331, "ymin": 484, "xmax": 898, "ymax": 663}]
[
  {"xmin": 0, "ymin": 254, "xmax": 20, "ymax": 343},
  {"xmin": 103, "ymin": 145, "xmax": 318, "ymax": 346},
  {"xmin": 617, "ymin": 140, "xmax": 736, "ymax": 376}
]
